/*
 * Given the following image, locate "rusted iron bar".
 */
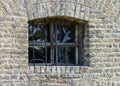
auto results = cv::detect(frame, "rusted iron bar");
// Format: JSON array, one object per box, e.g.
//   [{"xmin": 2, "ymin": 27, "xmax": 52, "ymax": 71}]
[
  {"xmin": 50, "ymin": 22, "xmax": 54, "ymax": 64},
  {"xmin": 75, "ymin": 24, "xmax": 79, "ymax": 65}
]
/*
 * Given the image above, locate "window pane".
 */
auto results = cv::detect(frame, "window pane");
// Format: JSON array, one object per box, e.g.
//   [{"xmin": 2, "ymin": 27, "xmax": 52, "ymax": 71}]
[
  {"xmin": 29, "ymin": 46, "xmax": 50, "ymax": 63},
  {"xmin": 29, "ymin": 24, "xmax": 50, "ymax": 43},
  {"xmin": 54, "ymin": 47, "xmax": 76, "ymax": 65},
  {"xmin": 54, "ymin": 24, "xmax": 75, "ymax": 43}
]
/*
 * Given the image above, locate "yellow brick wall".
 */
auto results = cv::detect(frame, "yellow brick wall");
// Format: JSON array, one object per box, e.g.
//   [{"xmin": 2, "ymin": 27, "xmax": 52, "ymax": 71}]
[{"xmin": 0, "ymin": 0, "xmax": 120, "ymax": 85}]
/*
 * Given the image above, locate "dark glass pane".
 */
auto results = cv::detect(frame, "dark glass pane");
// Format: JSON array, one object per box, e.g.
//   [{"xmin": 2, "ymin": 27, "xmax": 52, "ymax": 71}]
[
  {"xmin": 29, "ymin": 24, "xmax": 50, "ymax": 43},
  {"xmin": 54, "ymin": 47, "xmax": 75, "ymax": 65},
  {"xmin": 29, "ymin": 46, "xmax": 50, "ymax": 63},
  {"xmin": 54, "ymin": 24, "xmax": 75, "ymax": 43}
]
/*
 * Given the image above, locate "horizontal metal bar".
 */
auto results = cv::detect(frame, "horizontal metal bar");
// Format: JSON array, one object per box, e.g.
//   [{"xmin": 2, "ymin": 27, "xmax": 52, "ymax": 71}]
[
  {"xmin": 30, "ymin": 59, "xmax": 45, "ymax": 63},
  {"xmin": 29, "ymin": 63, "xmax": 79, "ymax": 66},
  {"xmin": 29, "ymin": 43, "xmax": 51, "ymax": 46},
  {"xmin": 29, "ymin": 63, "xmax": 54, "ymax": 66},
  {"xmin": 29, "ymin": 43, "xmax": 80, "ymax": 47},
  {"xmin": 55, "ymin": 43, "xmax": 80, "ymax": 46}
]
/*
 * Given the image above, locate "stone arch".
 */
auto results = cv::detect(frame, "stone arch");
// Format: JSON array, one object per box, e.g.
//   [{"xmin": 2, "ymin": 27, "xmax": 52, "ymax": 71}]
[
  {"xmin": 0, "ymin": 1, "xmax": 10, "ymax": 16},
  {"xmin": 26, "ymin": 0, "xmax": 92, "ymax": 21},
  {"xmin": 0, "ymin": 0, "xmax": 27, "ymax": 17}
]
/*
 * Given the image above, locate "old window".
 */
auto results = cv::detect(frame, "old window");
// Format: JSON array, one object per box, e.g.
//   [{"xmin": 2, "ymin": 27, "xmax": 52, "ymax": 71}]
[{"xmin": 28, "ymin": 18, "xmax": 85, "ymax": 66}]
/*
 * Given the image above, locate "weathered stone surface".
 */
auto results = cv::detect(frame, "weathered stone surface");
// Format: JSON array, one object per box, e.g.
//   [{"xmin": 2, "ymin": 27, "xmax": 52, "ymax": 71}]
[
  {"xmin": 26, "ymin": 0, "xmax": 92, "ymax": 21},
  {"xmin": 0, "ymin": 0, "xmax": 120, "ymax": 85}
]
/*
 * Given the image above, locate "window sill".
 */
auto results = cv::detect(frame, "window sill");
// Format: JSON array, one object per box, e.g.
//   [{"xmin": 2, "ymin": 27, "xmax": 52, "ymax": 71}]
[{"xmin": 28, "ymin": 65, "xmax": 89, "ymax": 74}]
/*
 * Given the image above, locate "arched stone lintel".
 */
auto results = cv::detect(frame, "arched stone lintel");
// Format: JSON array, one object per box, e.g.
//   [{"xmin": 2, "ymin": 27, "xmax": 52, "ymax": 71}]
[{"xmin": 26, "ymin": 1, "xmax": 91, "ymax": 21}]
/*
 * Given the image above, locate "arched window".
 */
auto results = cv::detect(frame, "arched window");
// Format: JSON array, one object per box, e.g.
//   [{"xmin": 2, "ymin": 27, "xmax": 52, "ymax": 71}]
[{"xmin": 28, "ymin": 18, "xmax": 85, "ymax": 66}]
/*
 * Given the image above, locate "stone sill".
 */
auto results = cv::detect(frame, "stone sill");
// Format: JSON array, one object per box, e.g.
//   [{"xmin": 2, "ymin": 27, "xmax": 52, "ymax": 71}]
[{"xmin": 28, "ymin": 65, "xmax": 89, "ymax": 74}]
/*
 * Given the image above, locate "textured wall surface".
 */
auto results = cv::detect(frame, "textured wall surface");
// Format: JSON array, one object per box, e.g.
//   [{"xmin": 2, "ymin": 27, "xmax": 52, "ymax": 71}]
[
  {"xmin": 0, "ymin": 0, "xmax": 120, "ymax": 86},
  {"xmin": 26, "ymin": 0, "xmax": 91, "ymax": 21},
  {"xmin": 0, "ymin": 0, "xmax": 28, "ymax": 85}
]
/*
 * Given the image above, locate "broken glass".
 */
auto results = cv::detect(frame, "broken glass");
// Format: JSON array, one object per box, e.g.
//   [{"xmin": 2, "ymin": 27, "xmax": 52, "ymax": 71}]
[
  {"xmin": 28, "ymin": 19, "xmax": 81, "ymax": 66},
  {"xmin": 62, "ymin": 31, "xmax": 71, "ymax": 43},
  {"xmin": 29, "ymin": 24, "xmax": 50, "ymax": 43},
  {"xmin": 54, "ymin": 24, "xmax": 75, "ymax": 43}
]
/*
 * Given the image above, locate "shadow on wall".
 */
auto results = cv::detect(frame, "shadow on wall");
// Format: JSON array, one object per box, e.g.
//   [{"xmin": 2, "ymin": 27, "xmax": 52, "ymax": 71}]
[{"xmin": 82, "ymin": 22, "xmax": 90, "ymax": 66}]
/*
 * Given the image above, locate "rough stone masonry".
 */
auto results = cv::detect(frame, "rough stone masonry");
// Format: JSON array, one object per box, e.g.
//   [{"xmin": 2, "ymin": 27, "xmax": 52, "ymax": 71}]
[{"xmin": 0, "ymin": 0, "xmax": 120, "ymax": 86}]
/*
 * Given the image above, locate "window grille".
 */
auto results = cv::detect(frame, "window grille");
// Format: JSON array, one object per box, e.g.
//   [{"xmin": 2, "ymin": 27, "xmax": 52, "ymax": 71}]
[{"xmin": 28, "ymin": 19, "xmax": 85, "ymax": 66}]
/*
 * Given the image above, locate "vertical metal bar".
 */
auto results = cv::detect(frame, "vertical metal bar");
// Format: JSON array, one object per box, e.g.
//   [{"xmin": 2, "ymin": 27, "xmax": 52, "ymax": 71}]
[
  {"xmin": 65, "ymin": 47, "xmax": 68, "ymax": 65},
  {"xmin": 31, "ymin": 24, "xmax": 35, "ymax": 72},
  {"xmin": 44, "ymin": 24, "xmax": 47, "ymax": 65},
  {"xmin": 50, "ymin": 22, "xmax": 54, "ymax": 64},
  {"xmin": 55, "ymin": 23, "xmax": 58, "ymax": 65},
  {"xmin": 78, "ymin": 25, "xmax": 83, "ymax": 65},
  {"xmin": 44, "ymin": 20, "xmax": 48, "ymax": 82},
  {"xmin": 75, "ymin": 24, "xmax": 79, "ymax": 65}
]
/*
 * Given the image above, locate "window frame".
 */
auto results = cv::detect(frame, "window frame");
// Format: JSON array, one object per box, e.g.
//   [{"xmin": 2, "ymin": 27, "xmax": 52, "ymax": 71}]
[{"xmin": 28, "ymin": 19, "xmax": 85, "ymax": 66}]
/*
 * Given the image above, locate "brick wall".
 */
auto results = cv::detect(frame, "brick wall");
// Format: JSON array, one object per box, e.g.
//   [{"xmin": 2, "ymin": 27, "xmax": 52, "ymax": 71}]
[
  {"xmin": 0, "ymin": 0, "xmax": 120, "ymax": 86},
  {"xmin": 0, "ymin": 0, "xmax": 28, "ymax": 85}
]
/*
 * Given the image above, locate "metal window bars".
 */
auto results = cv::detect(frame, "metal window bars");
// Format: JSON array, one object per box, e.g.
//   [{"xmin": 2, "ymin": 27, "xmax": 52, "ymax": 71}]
[
  {"xmin": 29, "ymin": 22, "xmax": 50, "ymax": 66},
  {"xmin": 29, "ymin": 19, "xmax": 84, "ymax": 66}
]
